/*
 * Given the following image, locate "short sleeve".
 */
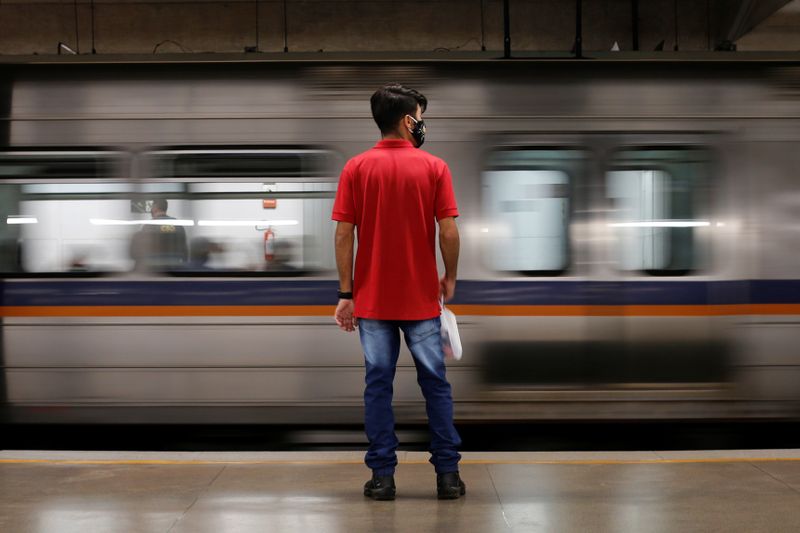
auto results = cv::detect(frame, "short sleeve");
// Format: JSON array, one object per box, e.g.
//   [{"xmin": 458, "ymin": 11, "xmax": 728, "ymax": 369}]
[
  {"xmin": 332, "ymin": 162, "xmax": 356, "ymax": 224},
  {"xmin": 435, "ymin": 162, "xmax": 459, "ymax": 220}
]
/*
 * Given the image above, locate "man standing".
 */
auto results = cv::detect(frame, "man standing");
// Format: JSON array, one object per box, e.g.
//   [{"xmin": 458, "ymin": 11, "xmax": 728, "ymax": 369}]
[
  {"xmin": 332, "ymin": 84, "xmax": 464, "ymax": 501},
  {"xmin": 131, "ymin": 199, "xmax": 188, "ymax": 270}
]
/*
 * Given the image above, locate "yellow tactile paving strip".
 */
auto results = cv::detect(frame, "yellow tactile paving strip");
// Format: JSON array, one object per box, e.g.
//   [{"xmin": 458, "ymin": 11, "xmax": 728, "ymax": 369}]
[{"xmin": 3, "ymin": 451, "xmax": 800, "ymax": 466}]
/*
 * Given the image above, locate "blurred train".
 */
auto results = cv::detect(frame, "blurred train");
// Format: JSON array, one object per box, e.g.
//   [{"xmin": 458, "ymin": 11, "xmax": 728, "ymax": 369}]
[{"xmin": 1, "ymin": 57, "xmax": 799, "ymax": 424}]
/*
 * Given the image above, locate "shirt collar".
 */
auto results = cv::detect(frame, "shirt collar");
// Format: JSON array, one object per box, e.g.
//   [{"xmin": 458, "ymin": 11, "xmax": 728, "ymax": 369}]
[{"xmin": 375, "ymin": 139, "xmax": 413, "ymax": 149}]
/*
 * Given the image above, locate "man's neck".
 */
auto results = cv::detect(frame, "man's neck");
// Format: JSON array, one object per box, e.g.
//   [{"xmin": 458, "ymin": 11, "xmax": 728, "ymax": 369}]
[{"xmin": 382, "ymin": 131, "xmax": 406, "ymax": 141}]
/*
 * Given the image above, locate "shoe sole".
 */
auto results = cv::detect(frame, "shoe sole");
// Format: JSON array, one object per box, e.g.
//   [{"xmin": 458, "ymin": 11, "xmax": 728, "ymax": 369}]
[
  {"xmin": 437, "ymin": 486, "xmax": 466, "ymax": 500},
  {"xmin": 364, "ymin": 489, "xmax": 396, "ymax": 501}
]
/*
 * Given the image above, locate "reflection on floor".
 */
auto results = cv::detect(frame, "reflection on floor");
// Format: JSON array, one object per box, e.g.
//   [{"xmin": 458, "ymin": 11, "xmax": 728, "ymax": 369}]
[{"xmin": 2, "ymin": 450, "xmax": 800, "ymax": 533}]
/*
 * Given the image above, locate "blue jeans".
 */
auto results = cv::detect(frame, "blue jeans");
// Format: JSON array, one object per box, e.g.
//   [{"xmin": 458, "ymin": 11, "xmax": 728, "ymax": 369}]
[{"xmin": 358, "ymin": 317, "xmax": 462, "ymax": 476}]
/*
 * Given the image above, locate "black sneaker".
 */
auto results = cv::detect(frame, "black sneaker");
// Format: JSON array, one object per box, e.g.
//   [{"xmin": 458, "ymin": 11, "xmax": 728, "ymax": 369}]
[
  {"xmin": 363, "ymin": 474, "xmax": 396, "ymax": 501},
  {"xmin": 437, "ymin": 472, "xmax": 466, "ymax": 500}
]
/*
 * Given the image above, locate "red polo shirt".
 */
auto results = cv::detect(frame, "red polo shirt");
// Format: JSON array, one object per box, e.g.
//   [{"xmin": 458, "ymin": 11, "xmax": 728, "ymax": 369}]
[{"xmin": 332, "ymin": 139, "xmax": 459, "ymax": 320}]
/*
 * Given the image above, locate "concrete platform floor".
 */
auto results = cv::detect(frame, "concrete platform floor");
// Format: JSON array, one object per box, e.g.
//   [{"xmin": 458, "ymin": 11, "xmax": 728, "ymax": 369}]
[{"xmin": 2, "ymin": 450, "xmax": 800, "ymax": 532}]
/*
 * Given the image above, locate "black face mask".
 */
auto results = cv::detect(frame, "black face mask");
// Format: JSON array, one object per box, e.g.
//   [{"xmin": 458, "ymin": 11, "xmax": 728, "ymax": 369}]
[{"xmin": 407, "ymin": 115, "xmax": 426, "ymax": 148}]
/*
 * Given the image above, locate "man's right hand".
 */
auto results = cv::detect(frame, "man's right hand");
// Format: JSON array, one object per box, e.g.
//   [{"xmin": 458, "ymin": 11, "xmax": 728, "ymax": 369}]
[
  {"xmin": 440, "ymin": 276, "xmax": 456, "ymax": 302},
  {"xmin": 334, "ymin": 299, "xmax": 358, "ymax": 332}
]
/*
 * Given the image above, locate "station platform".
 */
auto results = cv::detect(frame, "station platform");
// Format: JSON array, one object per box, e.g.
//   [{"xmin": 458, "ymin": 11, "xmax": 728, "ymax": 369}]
[{"xmin": 2, "ymin": 450, "xmax": 800, "ymax": 532}]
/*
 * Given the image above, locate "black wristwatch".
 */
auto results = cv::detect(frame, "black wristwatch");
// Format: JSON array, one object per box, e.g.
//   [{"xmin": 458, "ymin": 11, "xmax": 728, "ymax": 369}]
[{"xmin": 337, "ymin": 290, "xmax": 353, "ymax": 300}]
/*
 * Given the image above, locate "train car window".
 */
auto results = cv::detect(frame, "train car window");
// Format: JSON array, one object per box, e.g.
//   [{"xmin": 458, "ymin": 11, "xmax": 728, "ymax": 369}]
[
  {"xmin": 606, "ymin": 148, "xmax": 710, "ymax": 275},
  {"xmin": 0, "ymin": 151, "xmax": 116, "ymax": 179},
  {"xmin": 144, "ymin": 148, "xmax": 338, "ymax": 275},
  {"xmin": 482, "ymin": 149, "xmax": 579, "ymax": 275},
  {"xmin": 0, "ymin": 151, "xmax": 130, "ymax": 274},
  {"xmin": 149, "ymin": 148, "xmax": 331, "ymax": 179}
]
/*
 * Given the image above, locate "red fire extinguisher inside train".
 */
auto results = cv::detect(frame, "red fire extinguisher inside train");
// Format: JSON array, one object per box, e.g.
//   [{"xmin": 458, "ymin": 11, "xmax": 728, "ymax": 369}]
[{"xmin": 264, "ymin": 227, "xmax": 275, "ymax": 262}]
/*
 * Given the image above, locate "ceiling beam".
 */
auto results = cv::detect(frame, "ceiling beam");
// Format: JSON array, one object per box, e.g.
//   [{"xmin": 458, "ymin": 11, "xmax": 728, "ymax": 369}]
[{"xmin": 712, "ymin": 0, "xmax": 793, "ymax": 49}]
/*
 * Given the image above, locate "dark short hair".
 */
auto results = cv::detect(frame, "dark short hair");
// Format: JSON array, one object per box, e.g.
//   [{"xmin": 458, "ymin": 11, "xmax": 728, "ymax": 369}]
[
  {"xmin": 152, "ymin": 199, "xmax": 168, "ymax": 212},
  {"xmin": 370, "ymin": 84, "xmax": 427, "ymax": 135}
]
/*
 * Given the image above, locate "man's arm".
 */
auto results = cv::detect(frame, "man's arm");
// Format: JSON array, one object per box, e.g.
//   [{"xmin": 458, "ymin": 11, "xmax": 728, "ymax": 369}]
[
  {"xmin": 178, "ymin": 227, "xmax": 189, "ymax": 262},
  {"xmin": 438, "ymin": 216, "xmax": 460, "ymax": 302},
  {"xmin": 334, "ymin": 221, "xmax": 357, "ymax": 331},
  {"xmin": 335, "ymin": 221, "xmax": 355, "ymax": 292}
]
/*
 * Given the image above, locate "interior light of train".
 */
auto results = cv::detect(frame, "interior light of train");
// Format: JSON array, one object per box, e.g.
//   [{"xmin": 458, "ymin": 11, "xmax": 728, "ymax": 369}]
[
  {"xmin": 22, "ymin": 183, "xmax": 133, "ymax": 194},
  {"xmin": 90, "ymin": 218, "xmax": 195, "ymax": 226},
  {"xmin": 716, "ymin": 222, "xmax": 726, "ymax": 227},
  {"xmin": 6, "ymin": 216, "xmax": 38, "ymax": 225},
  {"xmin": 198, "ymin": 219, "xmax": 299, "ymax": 227},
  {"xmin": 607, "ymin": 220, "xmax": 711, "ymax": 228},
  {"xmin": 480, "ymin": 228, "xmax": 490, "ymax": 233}
]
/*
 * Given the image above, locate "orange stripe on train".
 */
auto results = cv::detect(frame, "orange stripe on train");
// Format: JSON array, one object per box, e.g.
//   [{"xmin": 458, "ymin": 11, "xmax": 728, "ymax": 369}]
[
  {"xmin": 0, "ymin": 305, "xmax": 336, "ymax": 317},
  {"xmin": 2, "ymin": 303, "xmax": 800, "ymax": 317}
]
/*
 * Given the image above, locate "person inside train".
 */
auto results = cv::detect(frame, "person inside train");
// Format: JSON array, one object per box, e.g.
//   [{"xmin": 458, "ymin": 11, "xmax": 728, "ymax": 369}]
[
  {"xmin": 265, "ymin": 240, "xmax": 299, "ymax": 273},
  {"xmin": 0, "ymin": 239, "xmax": 22, "ymax": 272},
  {"xmin": 332, "ymin": 83, "xmax": 464, "ymax": 500},
  {"xmin": 67, "ymin": 248, "xmax": 90, "ymax": 272},
  {"xmin": 129, "ymin": 199, "xmax": 188, "ymax": 271},
  {"xmin": 185, "ymin": 237, "xmax": 223, "ymax": 271}
]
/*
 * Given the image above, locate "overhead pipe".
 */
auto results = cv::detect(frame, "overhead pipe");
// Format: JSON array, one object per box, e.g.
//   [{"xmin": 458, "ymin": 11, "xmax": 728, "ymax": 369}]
[
  {"xmin": 283, "ymin": 0, "xmax": 288, "ymax": 52},
  {"xmin": 575, "ymin": 0, "xmax": 583, "ymax": 58},
  {"xmin": 503, "ymin": 0, "xmax": 511, "ymax": 58},
  {"xmin": 91, "ymin": 0, "xmax": 97, "ymax": 54},
  {"xmin": 480, "ymin": 0, "xmax": 486, "ymax": 51}
]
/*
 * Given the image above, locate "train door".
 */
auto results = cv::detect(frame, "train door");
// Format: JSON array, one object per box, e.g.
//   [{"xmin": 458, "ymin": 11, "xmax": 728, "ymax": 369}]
[
  {"xmin": 476, "ymin": 132, "xmax": 731, "ymax": 416},
  {"xmin": 593, "ymin": 134, "xmax": 731, "ymax": 406},
  {"xmin": 476, "ymin": 135, "xmax": 595, "ymax": 401}
]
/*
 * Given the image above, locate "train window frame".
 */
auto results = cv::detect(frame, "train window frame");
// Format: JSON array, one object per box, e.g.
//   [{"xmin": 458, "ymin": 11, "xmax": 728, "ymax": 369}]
[
  {"xmin": 0, "ymin": 148, "xmax": 132, "ymax": 278},
  {"xmin": 139, "ymin": 145, "xmax": 341, "ymax": 277},
  {"xmin": 605, "ymin": 146, "xmax": 711, "ymax": 277},
  {"xmin": 481, "ymin": 146, "xmax": 582, "ymax": 277},
  {"xmin": 0, "ymin": 147, "xmax": 127, "ymax": 184},
  {"xmin": 147, "ymin": 145, "xmax": 337, "ymax": 182}
]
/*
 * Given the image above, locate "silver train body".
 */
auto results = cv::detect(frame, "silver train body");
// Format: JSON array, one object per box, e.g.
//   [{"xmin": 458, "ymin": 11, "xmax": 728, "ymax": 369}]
[{"xmin": 1, "ymin": 58, "xmax": 799, "ymax": 424}]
